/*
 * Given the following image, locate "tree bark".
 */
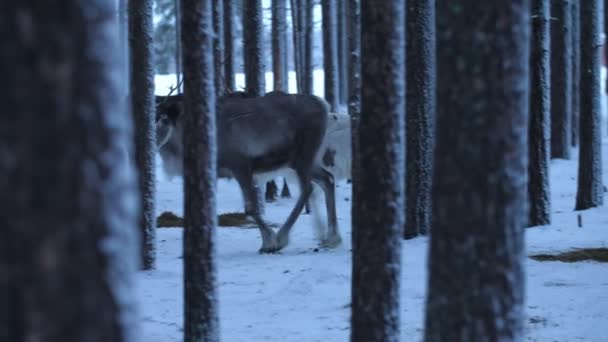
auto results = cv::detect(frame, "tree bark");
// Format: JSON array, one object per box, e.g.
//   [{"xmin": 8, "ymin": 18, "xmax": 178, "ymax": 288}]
[
  {"xmin": 322, "ymin": 0, "xmax": 339, "ymax": 111},
  {"xmin": 404, "ymin": 0, "xmax": 435, "ymax": 239},
  {"xmin": 550, "ymin": 0, "xmax": 572, "ymax": 159},
  {"xmin": 129, "ymin": 0, "xmax": 157, "ymax": 270},
  {"xmin": 350, "ymin": 1, "xmax": 405, "ymax": 341},
  {"xmin": 213, "ymin": 0, "xmax": 225, "ymax": 97},
  {"xmin": 571, "ymin": 0, "xmax": 580, "ymax": 147},
  {"xmin": 180, "ymin": 0, "xmax": 220, "ymax": 340},
  {"xmin": 174, "ymin": 0, "xmax": 183, "ymax": 91},
  {"xmin": 348, "ymin": 0, "xmax": 362, "ymax": 194},
  {"xmin": 337, "ymin": 0, "xmax": 348, "ymax": 104},
  {"xmin": 575, "ymin": 0, "xmax": 604, "ymax": 210},
  {"xmin": 0, "ymin": 2, "xmax": 140, "ymax": 341},
  {"xmin": 272, "ymin": 0, "xmax": 289, "ymax": 92},
  {"xmin": 223, "ymin": 0, "xmax": 235, "ymax": 92},
  {"xmin": 242, "ymin": 0, "xmax": 265, "ymax": 96},
  {"xmin": 303, "ymin": 0, "xmax": 314, "ymax": 95},
  {"xmin": 425, "ymin": 2, "xmax": 529, "ymax": 341},
  {"xmin": 290, "ymin": 0, "xmax": 303, "ymax": 93}
]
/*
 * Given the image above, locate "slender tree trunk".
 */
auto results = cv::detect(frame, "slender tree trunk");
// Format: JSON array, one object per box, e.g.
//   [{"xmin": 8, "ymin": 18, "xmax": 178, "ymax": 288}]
[
  {"xmin": 528, "ymin": 0, "xmax": 552, "ymax": 227},
  {"xmin": 575, "ymin": 0, "xmax": 604, "ymax": 210},
  {"xmin": 242, "ymin": 0, "xmax": 265, "ymax": 96},
  {"xmin": 571, "ymin": 0, "xmax": 580, "ymax": 147},
  {"xmin": 175, "ymin": 0, "xmax": 182, "ymax": 91},
  {"xmin": 180, "ymin": 0, "xmax": 220, "ymax": 340},
  {"xmin": 348, "ymin": 0, "xmax": 362, "ymax": 192},
  {"xmin": 404, "ymin": 0, "xmax": 435, "ymax": 239},
  {"xmin": 0, "ymin": 2, "xmax": 140, "ymax": 341},
  {"xmin": 303, "ymin": 0, "xmax": 314, "ymax": 95},
  {"xmin": 322, "ymin": 0, "xmax": 339, "ymax": 111},
  {"xmin": 119, "ymin": 0, "xmax": 129, "ymax": 100},
  {"xmin": 129, "ymin": 0, "xmax": 157, "ymax": 270},
  {"xmin": 550, "ymin": 0, "xmax": 572, "ymax": 159},
  {"xmin": 290, "ymin": 0, "xmax": 303, "ymax": 93},
  {"xmin": 337, "ymin": 0, "xmax": 348, "ymax": 104},
  {"xmin": 425, "ymin": 2, "xmax": 529, "ymax": 340},
  {"xmin": 213, "ymin": 0, "xmax": 225, "ymax": 97},
  {"xmin": 224, "ymin": 0, "xmax": 235, "ymax": 92},
  {"xmin": 272, "ymin": 0, "xmax": 289, "ymax": 92},
  {"xmin": 350, "ymin": 1, "xmax": 405, "ymax": 341}
]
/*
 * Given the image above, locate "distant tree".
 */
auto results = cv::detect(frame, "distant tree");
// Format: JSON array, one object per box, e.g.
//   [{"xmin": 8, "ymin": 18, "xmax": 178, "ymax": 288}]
[
  {"xmin": 129, "ymin": 0, "xmax": 157, "ymax": 270},
  {"xmin": 575, "ymin": 0, "xmax": 604, "ymax": 210},
  {"xmin": 213, "ymin": 0, "xmax": 225, "ymax": 96},
  {"xmin": 571, "ymin": 0, "xmax": 580, "ymax": 146},
  {"xmin": 180, "ymin": 0, "xmax": 220, "ymax": 340},
  {"xmin": 175, "ymin": 0, "xmax": 182, "ymax": 89},
  {"xmin": 224, "ymin": 0, "xmax": 235, "ymax": 91},
  {"xmin": 550, "ymin": 0, "xmax": 572, "ymax": 159},
  {"xmin": 350, "ymin": 1, "xmax": 405, "ymax": 341},
  {"xmin": 337, "ymin": 0, "xmax": 348, "ymax": 105},
  {"xmin": 322, "ymin": 0, "xmax": 339, "ymax": 111},
  {"xmin": 0, "ymin": 1, "xmax": 140, "ymax": 340},
  {"xmin": 404, "ymin": 0, "xmax": 435, "ymax": 239},
  {"xmin": 153, "ymin": 0, "xmax": 177, "ymax": 74},
  {"xmin": 528, "ymin": 0, "xmax": 552, "ymax": 227},
  {"xmin": 290, "ymin": 0, "xmax": 304, "ymax": 92},
  {"xmin": 425, "ymin": 2, "xmax": 530, "ymax": 340},
  {"xmin": 272, "ymin": 0, "xmax": 289, "ymax": 92},
  {"xmin": 242, "ymin": 0, "xmax": 265, "ymax": 96},
  {"xmin": 303, "ymin": 0, "xmax": 314, "ymax": 95},
  {"xmin": 348, "ymin": 0, "xmax": 361, "ymax": 189}
]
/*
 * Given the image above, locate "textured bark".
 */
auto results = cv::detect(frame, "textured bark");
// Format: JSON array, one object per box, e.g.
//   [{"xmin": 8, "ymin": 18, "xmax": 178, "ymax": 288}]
[
  {"xmin": 575, "ymin": 0, "xmax": 604, "ymax": 210},
  {"xmin": 213, "ymin": 0, "xmax": 225, "ymax": 96},
  {"xmin": 119, "ymin": 0, "xmax": 129, "ymax": 97},
  {"xmin": 242, "ymin": 0, "xmax": 265, "ymax": 96},
  {"xmin": 425, "ymin": 2, "xmax": 529, "ymax": 341},
  {"xmin": 550, "ymin": 0, "xmax": 572, "ymax": 159},
  {"xmin": 404, "ymin": 0, "xmax": 435, "ymax": 239},
  {"xmin": 528, "ymin": 0, "xmax": 551, "ymax": 227},
  {"xmin": 129, "ymin": 0, "xmax": 157, "ymax": 270},
  {"xmin": 303, "ymin": 0, "xmax": 314, "ymax": 94},
  {"xmin": 571, "ymin": 0, "xmax": 580, "ymax": 147},
  {"xmin": 223, "ymin": 0, "xmax": 235, "ymax": 92},
  {"xmin": 0, "ymin": 2, "xmax": 140, "ymax": 341},
  {"xmin": 181, "ymin": 0, "xmax": 220, "ymax": 341},
  {"xmin": 337, "ymin": 0, "xmax": 348, "ymax": 104},
  {"xmin": 322, "ymin": 0, "xmax": 339, "ymax": 111},
  {"xmin": 348, "ymin": 0, "xmax": 361, "ymax": 197},
  {"xmin": 350, "ymin": 1, "xmax": 405, "ymax": 341},
  {"xmin": 272, "ymin": 0, "xmax": 289, "ymax": 92},
  {"xmin": 175, "ymin": 0, "xmax": 183, "ymax": 90},
  {"xmin": 290, "ymin": 0, "xmax": 303, "ymax": 92}
]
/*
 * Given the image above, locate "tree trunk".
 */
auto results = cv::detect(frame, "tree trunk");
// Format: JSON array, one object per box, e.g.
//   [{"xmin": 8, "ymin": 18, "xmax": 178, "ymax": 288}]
[
  {"xmin": 290, "ymin": 0, "xmax": 303, "ymax": 93},
  {"xmin": 303, "ymin": 0, "xmax": 314, "ymax": 95},
  {"xmin": 337, "ymin": 0, "xmax": 348, "ymax": 105},
  {"xmin": 348, "ymin": 0, "xmax": 362, "ymax": 195},
  {"xmin": 180, "ymin": 0, "xmax": 220, "ymax": 340},
  {"xmin": 350, "ymin": 1, "xmax": 405, "ymax": 341},
  {"xmin": 119, "ymin": 0, "xmax": 129, "ymax": 99},
  {"xmin": 129, "ymin": 0, "xmax": 157, "ymax": 270},
  {"xmin": 550, "ymin": 0, "xmax": 572, "ymax": 159},
  {"xmin": 175, "ymin": 0, "xmax": 183, "ymax": 91},
  {"xmin": 242, "ymin": 0, "xmax": 265, "ymax": 96},
  {"xmin": 281, "ymin": 178, "xmax": 292, "ymax": 198},
  {"xmin": 213, "ymin": 0, "xmax": 225, "ymax": 97},
  {"xmin": 272, "ymin": 0, "xmax": 289, "ymax": 92},
  {"xmin": 0, "ymin": 2, "xmax": 140, "ymax": 341},
  {"xmin": 404, "ymin": 0, "xmax": 435, "ymax": 239},
  {"xmin": 571, "ymin": 0, "xmax": 580, "ymax": 147},
  {"xmin": 223, "ymin": 0, "xmax": 235, "ymax": 92},
  {"xmin": 425, "ymin": 2, "xmax": 529, "ymax": 340},
  {"xmin": 322, "ymin": 0, "xmax": 339, "ymax": 111},
  {"xmin": 575, "ymin": 0, "xmax": 604, "ymax": 210},
  {"xmin": 528, "ymin": 0, "xmax": 551, "ymax": 227}
]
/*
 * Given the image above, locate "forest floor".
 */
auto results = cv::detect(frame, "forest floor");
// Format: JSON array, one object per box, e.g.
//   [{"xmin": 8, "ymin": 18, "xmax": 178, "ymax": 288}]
[{"xmin": 139, "ymin": 73, "xmax": 608, "ymax": 341}]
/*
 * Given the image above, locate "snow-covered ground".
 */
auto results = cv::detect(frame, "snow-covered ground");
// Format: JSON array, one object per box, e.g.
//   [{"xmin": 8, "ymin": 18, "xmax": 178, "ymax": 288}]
[{"xmin": 140, "ymin": 71, "xmax": 608, "ymax": 341}]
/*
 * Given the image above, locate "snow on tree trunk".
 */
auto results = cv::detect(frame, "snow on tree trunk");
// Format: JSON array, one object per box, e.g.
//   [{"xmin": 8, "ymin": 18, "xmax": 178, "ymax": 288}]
[
  {"xmin": 119, "ymin": 0, "xmax": 129, "ymax": 99},
  {"xmin": 129, "ymin": 0, "xmax": 157, "ymax": 270},
  {"xmin": 348, "ymin": 0, "xmax": 361, "ymax": 190},
  {"xmin": 223, "ymin": 0, "xmax": 235, "ymax": 92},
  {"xmin": 322, "ymin": 0, "xmax": 339, "ymax": 111},
  {"xmin": 213, "ymin": 0, "xmax": 225, "ymax": 97},
  {"xmin": 404, "ymin": 0, "xmax": 435, "ymax": 239},
  {"xmin": 528, "ymin": 0, "xmax": 551, "ymax": 227},
  {"xmin": 550, "ymin": 0, "xmax": 572, "ymax": 159},
  {"xmin": 180, "ymin": 0, "xmax": 220, "ymax": 340},
  {"xmin": 571, "ymin": 0, "xmax": 580, "ymax": 147},
  {"xmin": 0, "ymin": 2, "xmax": 140, "ymax": 341},
  {"xmin": 350, "ymin": 1, "xmax": 405, "ymax": 341},
  {"xmin": 272, "ymin": 0, "xmax": 289, "ymax": 92},
  {"xmin": 425, "ymin": 2, "xmax": 529, "ymax": 340},
  {"xmin": 575, "ymin": 0, "xmax": 604, "ymax": 210},
  {"xmin": 243, "ymin": 0, "xmax": 265, "ymax": 96}
]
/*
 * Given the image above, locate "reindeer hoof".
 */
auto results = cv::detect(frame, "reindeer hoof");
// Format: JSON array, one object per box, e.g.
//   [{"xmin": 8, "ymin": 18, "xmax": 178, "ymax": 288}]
[
  {"xmin": 319, "ymin": 234, "xmax": 342, "ymax": 249},
  {"xmin": 276, "ymin": 232, "xmax": 290, "ymax": 250},
  {"xmin": 258, "ymin": 246, "xmax": 281, "ymax": 254}
]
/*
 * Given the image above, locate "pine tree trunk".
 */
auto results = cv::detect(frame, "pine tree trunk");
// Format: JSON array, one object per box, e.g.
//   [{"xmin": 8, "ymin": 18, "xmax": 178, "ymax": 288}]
[
  {"xmin": 0, "ymin": 2, "xmax": 140, "ymax": 341},
  {"xmin": 550, "ymin": 0, "xmax": 572, "ymax": 159},
  {"xmin": 575, "ymin": 0, "xmax": 604, "ymax": 210},
  {"xmin": 350, "ymin": 1, "xmax": 405, "ymax": 341},
  {"xmin": 129, "ymin": 0, "xmax": 157, "ymax": 270},
  {"xmin": 571, "ymin": 0, "xmax": 580, "ymax": 147},
  {"xmin": 337, "ymin": 0, "xmax": 348, "ymax": 105},
  {"xmin": 290, "ymin": 0, "xmax": 303, "ymax": 93},
  {"xmin": 322, "ymin": 0, "xmax": 339, "ymax": 111},
  {"xmin": 175, "ymin": 0, "xmax": 183, "ymax": 90},
  {"xmin": 404, "ymin": 0, "xmax": 435, "ymax": 239},
  {"xmin": 213, "ymin": 0, "xmax": 225, "ymax": 97},
  {"xmin": 425, "ymin": 2, "xmax": 529, "ymax": 340},
  {"xmin": 303, "ymin": 0, "xmax": 314, "ymax": 95},
  {"xmin": 119, "ymin": 0, "xmax": 129, "ymax": 99},
  {"xmin": 528, "ymin": 0, "xmax": 551, "ymax": 227},
  {"xmin": 272, "ymin": 0, "xmax": 289, "ymax": 92},
  {"xmin": 348, "ymin": 0, "xmax": 362, "ymax": 194},
  {"xmin": 180, "ymin": 0, "xmax": 220, "ymax": 340},
  {"xmin": 223, "ymin": 0, "xmax": 235, "ymax": 92},
  {"xmin": 243, "ymin": 0, "xmax": 265, "ymax": 96}
]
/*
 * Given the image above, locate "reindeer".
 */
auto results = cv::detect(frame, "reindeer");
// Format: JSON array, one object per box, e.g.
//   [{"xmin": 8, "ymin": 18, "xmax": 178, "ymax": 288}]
[{"xmin": 155, "ymin": 89, "xmax": 342, "ymax": 253}]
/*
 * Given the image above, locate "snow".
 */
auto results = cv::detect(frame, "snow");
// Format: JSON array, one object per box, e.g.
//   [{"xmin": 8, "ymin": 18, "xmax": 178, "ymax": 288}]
[{"xmin": 138, "ymin": 70, "xmax": 608, "ymax": 341}]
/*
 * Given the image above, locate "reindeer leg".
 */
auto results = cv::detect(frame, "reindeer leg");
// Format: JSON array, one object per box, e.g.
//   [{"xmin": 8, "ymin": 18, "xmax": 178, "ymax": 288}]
[
  {"xmin": 311, "ymin": 167, "xmax": 341, "ymax": 248},
  {"xmin": 275, "ymin": 178, "xmax": 314, "ymax": 251}
]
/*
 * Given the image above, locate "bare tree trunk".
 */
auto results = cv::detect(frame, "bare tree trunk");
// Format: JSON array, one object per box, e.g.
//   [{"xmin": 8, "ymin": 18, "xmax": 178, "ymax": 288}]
[
  {"xmin": 213, "ymin": 0, "xmax": 225, "ymax": 96},
  {"xmin": 0, "ymin": 2, "xmax": 140, "ymax": 341},
  {"xmin": 243, "ymin": 0, "xmax": 265, "ymax": 96},
  {"xmin": 224, "ymin": 0, "xmax": 235, "ymax": 92},
  {"xmin": 180, "ymin": 0, "xmax": 220, "ymax": 340},
  {"xmin": 119, "ymin": 0, "xmax": 129, "ymax": 100},
  {"xmin": 290, "ymin": 0, "xmax": 303, "ymax": 93},
  {"xmin": 404, "ymin": 0, "xmax": 435, "ymax": 239},
  {"xmin": 348, "ymin": 0, "xmax": 362, "ymax": 191},
  {"xmin": 272, "ymin": 0, "xmax": 289, "ymax": 92},
  {"xmin": 528, "ymin": 0, "xmax": 551, "ymax": 227},
  {"xmin": 350, "ymin": 1, "xmax": 405, "ymax": 341},
  {"xmin": 425, "ymin": 2, "xmax": 530, "ymax": 340},
  {"xmin": 337, "ymin": 0, "xmax": 348, "ymax": 105},
  {"xmin": 129, "ymin": 0, "xmax": 157, "ymax": 270},
  {"xmin": 550, "ymin": 0, "xmax": 572, "ymax": 159},
  {"xmin": 575, "ymin": 0, "xmax": 604, "ymax": 210},
  {"xmin": 571, "ymin": 0, "xmax": 580, "ymax": 147},
  {"xmin": 175, "ymin": 0, "xmax": 182, "ymax": 91},
  {"xmin": 322, "ymin": 0, "xmax": 339, "ymax": 111},
  {"xmin": 303, "ymin": 0, "xmax": 314, "ymax": 95}
]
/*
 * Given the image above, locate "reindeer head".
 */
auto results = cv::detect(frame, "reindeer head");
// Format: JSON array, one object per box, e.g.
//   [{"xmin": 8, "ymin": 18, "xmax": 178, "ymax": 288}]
[{"xmin": 155, "ymin": 80, "xmax": 184, "ymax": 148}]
